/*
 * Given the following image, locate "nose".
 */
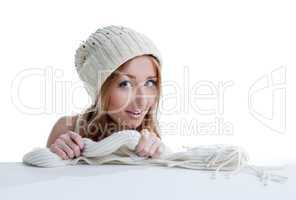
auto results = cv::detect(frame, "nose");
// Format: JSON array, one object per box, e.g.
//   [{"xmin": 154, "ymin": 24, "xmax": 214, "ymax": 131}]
[{"xmin": 131, "ymin": 86, "xmax": 147, "ymax": 109}]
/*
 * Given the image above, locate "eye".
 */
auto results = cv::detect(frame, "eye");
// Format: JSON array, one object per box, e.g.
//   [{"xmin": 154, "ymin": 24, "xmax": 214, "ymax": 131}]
[
  {"xmin": 145, "ymin": 79, "xmax": 157, "ymax": 87},
  {"xmin": 119, "ymin": 80, "xmax": 132, "ymax": 88}
]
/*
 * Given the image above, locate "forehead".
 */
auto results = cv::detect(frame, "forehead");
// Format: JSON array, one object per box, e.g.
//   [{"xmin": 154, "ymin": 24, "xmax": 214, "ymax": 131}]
[{"xmin": 117, "ymin": 55, "xmax": 157, "ymax": 78}]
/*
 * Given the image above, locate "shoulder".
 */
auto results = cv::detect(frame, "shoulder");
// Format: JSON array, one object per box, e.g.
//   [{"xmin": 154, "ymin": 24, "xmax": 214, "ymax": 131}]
[
  {"xmin": 57, "ymin": 115, "xmax": 79, "ymax": 131},
  {"xmin": 46, "ymin": 114, "xmax": 79, "ymax": 148},
  {"xmin": 51, "ymin": 115, "xmax": 80, "ymax": 137}
]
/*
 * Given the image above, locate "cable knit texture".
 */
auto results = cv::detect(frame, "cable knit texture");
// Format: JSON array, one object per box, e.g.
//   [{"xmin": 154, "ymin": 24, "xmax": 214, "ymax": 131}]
[
  {"xmin": 74, "ymin": 25, "xmax": 162, "ymax": 105},
  {"xmin": 23, "ymin": 130, "xmax": 287, "ymax": 186}
]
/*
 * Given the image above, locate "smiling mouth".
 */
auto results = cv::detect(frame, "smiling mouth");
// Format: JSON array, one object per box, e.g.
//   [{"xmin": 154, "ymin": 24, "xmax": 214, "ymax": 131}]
[{"xmin": 125, "ymin": 110, "xmax": 142, "ymax": 118}]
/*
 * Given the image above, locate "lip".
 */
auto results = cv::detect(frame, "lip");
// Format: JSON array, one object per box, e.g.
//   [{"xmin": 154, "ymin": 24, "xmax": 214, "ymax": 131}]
[{"xmin": 126, "ymin": 110, "xmax": 142, "ymax": 118}]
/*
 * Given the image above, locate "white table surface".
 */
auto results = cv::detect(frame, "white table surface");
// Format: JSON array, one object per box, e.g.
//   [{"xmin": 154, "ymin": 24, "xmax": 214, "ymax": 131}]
[{"xmin": 0, "ymin": 162, "xmax": 295, "ymax": 200}]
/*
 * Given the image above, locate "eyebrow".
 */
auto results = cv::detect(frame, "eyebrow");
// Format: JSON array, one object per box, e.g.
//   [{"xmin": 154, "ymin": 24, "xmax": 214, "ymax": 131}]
[{"xmin": 121, "ymin": 73, "xmax": 157, "ymax": 79}]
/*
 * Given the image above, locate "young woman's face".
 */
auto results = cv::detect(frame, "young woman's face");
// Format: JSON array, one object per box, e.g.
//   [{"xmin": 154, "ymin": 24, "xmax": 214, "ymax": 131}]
[{"xmin": 106, "ymin": 55, "xmax": 158, "ymax": 129}]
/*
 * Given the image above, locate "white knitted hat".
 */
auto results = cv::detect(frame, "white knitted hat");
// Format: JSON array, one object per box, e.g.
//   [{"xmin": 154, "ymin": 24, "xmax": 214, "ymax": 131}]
[{"xmin": 74, "ymin": 25, "xmax": 162, "ymax": 105}]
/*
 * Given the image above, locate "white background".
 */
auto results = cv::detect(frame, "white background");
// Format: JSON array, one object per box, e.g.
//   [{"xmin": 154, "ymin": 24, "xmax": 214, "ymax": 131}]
[{"xmin": 0, "ymin": 0, "xmax": 295, "ymax": 165}]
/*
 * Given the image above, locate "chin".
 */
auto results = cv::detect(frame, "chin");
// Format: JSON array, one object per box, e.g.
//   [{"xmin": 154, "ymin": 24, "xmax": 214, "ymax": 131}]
[
  {"xmin": 126, "ymin": 121, "xmax": 142, "ymax": 130},
  {"xmin": 126, "ymin": 124, "xmax": 139, "ymax": 130}
]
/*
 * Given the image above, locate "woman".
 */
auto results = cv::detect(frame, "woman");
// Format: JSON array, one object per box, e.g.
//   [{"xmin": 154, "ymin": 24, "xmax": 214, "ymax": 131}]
[{"xmin": 46, "ymin": 25, "xmax": 166, "ymax": 160}]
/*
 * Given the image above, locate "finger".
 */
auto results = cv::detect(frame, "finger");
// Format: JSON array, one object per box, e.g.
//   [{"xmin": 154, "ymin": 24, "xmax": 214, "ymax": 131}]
[
  {"xmin": 157, "ymin": 143, "xmax": 165, "ymax": 154},
  {"xmin": 149, "ymin": 140, "xmax": 161, "ymax": 158},
  {"xmin": 56, "ymin": 138, "xmax": 75, "ymax": 159},
  {"xmin": 68, "ymin": 131, "xmax": 84, "ymax": 150},
  {"xmin": 152, "ymin": 149, "xmax": 161, "ymax": 159},
  {"xmin": 63, "ymin": 136, "xmax": 81, "ymax": 158},
  {"xmin": 152, "ymin": 144, "xmax": 164, "ymax": 159},
  {"xmin": 50, "ymin": 144, "xmax": 68, "ymax": 160},
  {"xmin": 60, "ymin": 134, "xmax": 80, "ymax": 157},
  {"xmin": 138, "ymin": 137, "xmax": 155, "ymax": 157},
  {"xmin": 135, "ymin": 133, "xmax": 149, "ymax": 153},
  {"xmin": 135, "ymin": 141, "xmax": 145, "ymax": 156},
  {"xmin": 136, "ymin": 135, "xmax": 152, "ymax": 156}
]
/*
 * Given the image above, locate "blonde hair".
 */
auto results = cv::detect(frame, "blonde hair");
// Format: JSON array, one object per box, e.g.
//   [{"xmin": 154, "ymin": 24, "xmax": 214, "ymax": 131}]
[{"xmin": 75, "ymin": 55, "xmax": 162, "ymax": 142}]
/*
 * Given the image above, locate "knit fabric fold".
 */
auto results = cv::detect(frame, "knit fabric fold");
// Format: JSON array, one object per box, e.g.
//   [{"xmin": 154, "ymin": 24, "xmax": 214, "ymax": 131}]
[{"xmin": 22, "ymin": 130, "xmax": 288, "ymax": 186}]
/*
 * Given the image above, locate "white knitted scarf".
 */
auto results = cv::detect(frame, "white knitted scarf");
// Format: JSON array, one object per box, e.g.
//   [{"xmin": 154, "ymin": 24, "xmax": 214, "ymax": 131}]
[{"xmin": 22, "ymin": 130, "xmax": 287, "ymax": 186}]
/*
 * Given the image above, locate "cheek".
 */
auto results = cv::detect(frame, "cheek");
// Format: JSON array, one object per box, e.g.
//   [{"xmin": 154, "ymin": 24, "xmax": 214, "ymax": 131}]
[
  {"xmin": 108, "ymin": 90, "xmax": 130, "ymax": 112},
  {"xmin": 144, "ymin": 90, "xmax": 158, "ymax": 106}
]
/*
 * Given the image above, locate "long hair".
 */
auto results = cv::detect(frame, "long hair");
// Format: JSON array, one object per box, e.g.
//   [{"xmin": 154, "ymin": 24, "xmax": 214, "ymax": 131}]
[{"xmin": 75, "ymin": 55, "xmax": 162, "ymax": 142}]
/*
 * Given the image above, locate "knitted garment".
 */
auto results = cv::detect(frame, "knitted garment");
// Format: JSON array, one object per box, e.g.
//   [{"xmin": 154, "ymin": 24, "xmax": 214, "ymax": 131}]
[
  {"xmin": 74, "ymin": 25, "xmax": 162, "ymax": 105},
  {"xmin": 23, "ymin": 130, "xmax": 287, "ymax": 186}
]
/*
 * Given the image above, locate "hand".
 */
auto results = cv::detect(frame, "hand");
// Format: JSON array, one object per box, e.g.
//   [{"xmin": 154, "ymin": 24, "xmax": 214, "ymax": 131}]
[
  {"xmin": 135, "ymin": 129, "xmax": 163, "ymax": 159},
  {"xmin": 49, "ymin": 131, "xmax": 84, "ymax": 160}
]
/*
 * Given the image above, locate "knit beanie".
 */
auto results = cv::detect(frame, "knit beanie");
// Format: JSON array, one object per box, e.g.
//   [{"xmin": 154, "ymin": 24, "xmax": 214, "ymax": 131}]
[{"xmin": 74, "ymin": 25, "xmax": 162, "ymax": 105}]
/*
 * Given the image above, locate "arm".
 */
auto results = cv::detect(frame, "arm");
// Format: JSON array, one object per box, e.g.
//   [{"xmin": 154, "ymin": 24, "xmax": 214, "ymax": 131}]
[{"xmin": 46, "ymin": 115, "xmax": 78, "ymax": 148}]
